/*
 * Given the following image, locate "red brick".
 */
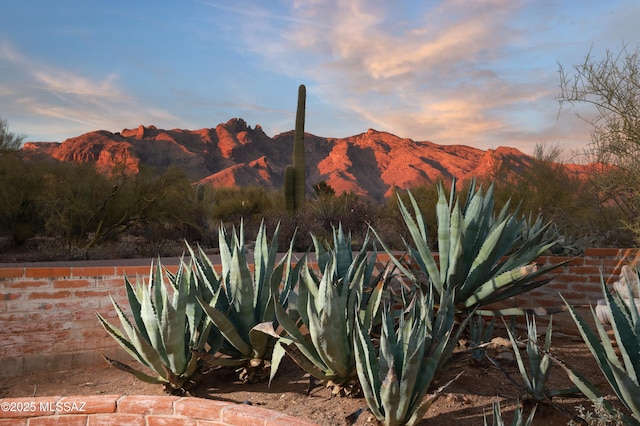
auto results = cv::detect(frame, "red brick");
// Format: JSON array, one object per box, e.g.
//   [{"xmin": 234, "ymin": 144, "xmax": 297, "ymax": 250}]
[
  {"xmin": 541, "ymin": 256, "xmax": 582, "ymax": 266},
  {"xmin": 571, "ymin": 283, "xmax": 601, "ymax": 293},
  {"xmin": 86, "ymin": 413, "xmax": 145, "ymax": 425},
  {"xmin": 74, "ymin": 290, "xmax": 112, "ymax": 298},
  {"xmin": 195, "ymin": 421, "xmax": 227, "ymax": 426},
  {"xmin": 549, "ymin": 274, "xmax": 581, "ymax": 283},
  {"xmin": 75, "ymin": 309, "xmax": 114, "ymax": 321},
  {"xmin": 0, "ymin": 396, "xmax": 59, "ymax": 418},
  {"xmin": 24, "ymin": 268, "xmax": 71, "ymax": 279},
  {"xmin": 0, "ymin": 419, "xmax": 27, "ymax": 425},
  {"xmin": 6, "ymin": 301, "xmax": 54, "ymax": 313},
  {"xmin": 584, "ymin": 248, "xmax": 630, "ymax": 257},
  {"xmin": 0, "ymin": 313, "xmax": 26, "ymax": 321},
  {"xmin": 60, "ymin": 395, "xmax": 118, "ymax": 414},
  {"xmin": 570, "ymin": 266, "xmax": 603, "ymax": 276},
  {"xmin": 1, "ymin": 293, "xmax": 21, "ymax": 301},
  {"xmin": 222, "ymin": 404, "xmax": 283, "ymax": 426},
  {"xmin": 28, "ymin": 291, "xmax": 72, "ymax": 300},
  {"xmin": 28, "ymin": 416, "xmax": 88, "ymax": 426},
  {"xmin": 3, "ymin": 322, "xmax": 52, "ymax": 334},
  {"xmin": 54, "ymin": 299, "xmax": 100, "ymax": 311},
  {"xmin": 146, "ymin": 415, "xmax": 196, "ymax": 426},
  {"xmin": 116, "ymin": 396, "xmax": 178, "ymax": 416},
  {"xmin": 2, "ymin": 280, "xmax": 50, "ymax": 289},
  {"xmin": 100, "ymin": 279, "xmax": 127, "ymax": 290},
  {"xmin": 173, "ymin": 398, "xmax": 232, "ymax": 421},
  {"xmin": 0, "ymin": 268, "xmax": 25, "ymax": 279},
  {"xmin": 116, "ymin": 266, "xmax": 151, "ymax": 277},
  {"xmin": 27, "ymin": 311, "xmax": 74, "ymax": 321},
  {"xmin": 53, "ymin": 279, "xmax": 92, "ymax": 289},
  {"xmin": 71, "ymin": 267, "xmax": 116, "ymax": 278}
]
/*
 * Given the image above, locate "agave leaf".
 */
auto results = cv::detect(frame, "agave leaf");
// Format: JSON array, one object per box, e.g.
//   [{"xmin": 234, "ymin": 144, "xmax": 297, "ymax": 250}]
[
  {"xmin": 354, "ymin": 315, "xmax": 383, "ymax": 420},
  {"xmin": 124, "ymin": 276, "xmax": 150, "ymax": 344},
  {"xmin": 380, "ymin": 361, "xmax": 401, "ymax": 425},
  {"xmin": 548, "ymin": 349, "xmax": 620, "ymax": 417},
  {"xmin": 396, "ymin": 319, "xmax": 427, "ymax": 419},
  {"xmin": 461, "ymin": 220, "xmax": 510, "ymax": 297},
  {"xmin": 361, "ymin": 277, "xmax": 385, "ymax": 332},
  {"xmin": 446, "ymin": 201, "xmax": 465, "ymax": 289},
  {"xmin": 505, "ymin": 318, "xmax": 533, "ymax": 392},
  {"xmin": 269, "ymin": 340, "xmax": 287, "ymax": 385},
  {"xmin": 463, "ymin": 265, "xmax": 537, "ymax": 308},
  {"xmin": 101, "ymin": 354, "xmax": 166, "ymax": 385},
  {"xmin": 103, "ymin": 295, "xmax": 167, "ymax": 374},
  {"xmin": 608, "ymin": 360, "xmax": 640, "ymax": 418},
  {"xmin": 139, "ymin": 276, "xmax": 168, "ymax": 366},
  {"xmin": 227, "ymin": 239, "xmax": 256, "ymax": 338},
  {"xmin": 97, "ymin": 313, "xmax": 149, "ymax": 370},
  {"xmin": 436, "ymin": 187, "xmax": 452, "ymax": 285},
  {"xmin": 369, "ymin": 224, "xmax": 419, "ymax": 288},
  {"xmin": 161, "ymin": 298, "xmax": 187, "ymax": 375},
  {"xmin": 311, "ymin": 263, "xmax": 353, "ymax": 378},
  {"xmin": 253, "ymin": 321, "xmax": 288, "ymax": 385},
  {"xmin": 604, "ymin": 279, "xmax": 640, "ymax": 383},
  {"xmin": 397, "ymin": 192, "xmax": 441, "ymax": 292},
  {"xmin": 198, "ymin": 297, "xmax": 252, "ymax": 356},
  {"xmin": 248, "ymin": 325, "xmax": 275, "ymax": 360}
]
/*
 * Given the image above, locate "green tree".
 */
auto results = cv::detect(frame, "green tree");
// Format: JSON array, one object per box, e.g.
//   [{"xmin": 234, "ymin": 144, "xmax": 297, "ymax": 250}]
[
  {"xmin": 558, "ymin": 44, "xmax": 640, "ymax": 244},
  {"xmin": 0, "ymin": 117, "xmax": 25, "ymax": 152}
]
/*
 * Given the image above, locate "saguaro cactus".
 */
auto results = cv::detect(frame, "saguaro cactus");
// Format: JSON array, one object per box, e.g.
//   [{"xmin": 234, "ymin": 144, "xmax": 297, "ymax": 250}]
[{"xmin": 284, "ymin": 84, "xmax": 306, "ymax": 212}]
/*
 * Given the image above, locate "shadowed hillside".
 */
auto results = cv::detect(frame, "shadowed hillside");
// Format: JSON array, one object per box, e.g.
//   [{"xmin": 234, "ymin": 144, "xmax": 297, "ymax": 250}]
[{"xmin": 21, "ymin": 118, "xmax": 587, "ymax": 203}]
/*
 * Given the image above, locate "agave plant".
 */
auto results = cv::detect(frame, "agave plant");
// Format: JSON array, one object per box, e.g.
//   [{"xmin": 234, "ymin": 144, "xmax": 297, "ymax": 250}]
[
  {"xmin": 194, "ymin": 221, "xmax": 300, "ymax": 382},
  {"xmin": 353, "ymin": 287, "xmax": 459, "ymax": 426},
  {"xmin": 268, "ymin": 225, "xmax": 385, "ymax": 392},
  {"xmin": 469, "ymin": 313, "xmax": 496, "ymax": 363},
  {"xmin": 484, "ymin": 400, "xmax": 537, "ymax": 426},
  {"xmin": 375, "ymin": 179, "xmax": 566, "ymax": 315},
  {"xmin": 504, "ymin": 315, "xmax": 577, "ymax": 402},
  {"xmin": 97, "ymin": 258, "xmax": 214, "ymax": 393},
  {"xmin": 553, "ymin": 277, "xmax": 640, "ymax": 424}
]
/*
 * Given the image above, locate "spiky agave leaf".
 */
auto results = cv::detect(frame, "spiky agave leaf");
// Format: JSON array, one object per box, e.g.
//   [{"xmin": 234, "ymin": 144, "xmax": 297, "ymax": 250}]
[
  {"xmin": 373, "ymin": 178, "xmax": 567, "ymax": 315},
  {"xmin": 354, "ymin": 288, "xmax": 457, "ymax": 425},
  {"xmin": 269, "ymin": 226, "xmax": 385, "ymax": 388},
  {"xmin": 97, "ymin": 258, "xmax": 213, "ymax": 391},
  {"xmin": 558, "ymin": 276, "xmax": 640, "ymax": 423},
  {"xmin": 195, "ymin": 221, "xmax": 297, "ymax": 378}
]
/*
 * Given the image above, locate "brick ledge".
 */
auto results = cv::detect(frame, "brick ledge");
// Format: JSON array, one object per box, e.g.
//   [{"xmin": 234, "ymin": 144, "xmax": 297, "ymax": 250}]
[{"xmin": 0, "ymin": 395, "xmax": 317, "ymax": 425}]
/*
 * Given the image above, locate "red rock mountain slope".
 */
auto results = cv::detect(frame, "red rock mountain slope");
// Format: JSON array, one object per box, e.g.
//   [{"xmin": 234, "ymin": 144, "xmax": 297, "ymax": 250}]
[{"xmin": 21, "ymin": 118, "xmax": 578, "ymax": 203}]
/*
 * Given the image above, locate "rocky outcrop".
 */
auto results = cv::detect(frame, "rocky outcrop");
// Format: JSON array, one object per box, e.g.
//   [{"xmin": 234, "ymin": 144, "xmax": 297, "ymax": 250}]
[{"xmin": 21, "ymin": 118, "xmax": 587, "ymax": 202}]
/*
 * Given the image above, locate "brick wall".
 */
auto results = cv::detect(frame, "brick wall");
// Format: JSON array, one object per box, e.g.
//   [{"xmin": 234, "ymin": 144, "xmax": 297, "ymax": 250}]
[
  {"xmin": 0, "ymin": 395, "xmax": 317, "ymax": 425},
  {"xmin": 1, "ymin": 248, "xmax": 639, "ymax": 378}
]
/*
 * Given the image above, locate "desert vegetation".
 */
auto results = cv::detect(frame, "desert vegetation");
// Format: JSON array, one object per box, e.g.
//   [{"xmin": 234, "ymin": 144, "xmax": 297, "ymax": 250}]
[
  {"xmin": 3, "ymin": 45, "xmax": 640, "ymax": 425},
  {"xmin": 93, "ymin": 183, "xmax": 640, "ymax": 425},
  {"xmin": 0, "ymin": 142, "xmax": 629, "ymax": 261}
]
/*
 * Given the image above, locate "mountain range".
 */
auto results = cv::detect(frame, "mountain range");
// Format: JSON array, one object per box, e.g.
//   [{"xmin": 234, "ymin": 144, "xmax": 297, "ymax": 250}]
[{"xmin": 21, "ymin": 118, "xmax": 585, "ymax": 203}]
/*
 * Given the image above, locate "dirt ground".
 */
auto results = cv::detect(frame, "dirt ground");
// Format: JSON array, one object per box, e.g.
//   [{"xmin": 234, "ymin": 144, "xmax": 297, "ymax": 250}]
[{"xmin": 1, "ymin": 321, "xmax": 618, "ymax": 426}]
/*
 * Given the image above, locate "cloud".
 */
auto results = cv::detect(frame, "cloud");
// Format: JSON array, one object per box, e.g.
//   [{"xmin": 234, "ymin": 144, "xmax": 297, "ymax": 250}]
[
  {"xmin": 0, "ymin": 42, "xmax": 179, "ymax": 140},
  {"xmin": 233, "ymin": 0, "xmax": 592, "ymax": 152}
]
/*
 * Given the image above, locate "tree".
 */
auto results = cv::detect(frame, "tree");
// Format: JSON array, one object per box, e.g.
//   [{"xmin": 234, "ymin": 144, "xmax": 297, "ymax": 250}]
[
  {"xmin": 558, "ymin": 44, "xmax": 640, "ymax": 244},
  {"xmin": 0, "ymin": 118, "xmax": 25, "ymax": 152}
]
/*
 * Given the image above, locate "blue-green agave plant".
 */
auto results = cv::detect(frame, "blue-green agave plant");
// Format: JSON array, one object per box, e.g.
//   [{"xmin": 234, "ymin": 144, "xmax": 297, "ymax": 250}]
[{"xmin": 97, "ymin": 258, "xmax": 214, "ymax": 393}]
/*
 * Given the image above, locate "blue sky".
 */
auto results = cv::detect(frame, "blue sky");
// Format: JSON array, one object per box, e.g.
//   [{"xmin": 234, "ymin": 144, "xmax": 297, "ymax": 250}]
[{"xmin": 1, "ymin": 1, "xmax": 639, "ymax": 156}]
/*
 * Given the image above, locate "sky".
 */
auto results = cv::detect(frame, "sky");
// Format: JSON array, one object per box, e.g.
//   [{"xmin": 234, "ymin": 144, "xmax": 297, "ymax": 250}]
[{"xmin": 1, "ymin": 1, "xmax": 639, "ymax": 158}]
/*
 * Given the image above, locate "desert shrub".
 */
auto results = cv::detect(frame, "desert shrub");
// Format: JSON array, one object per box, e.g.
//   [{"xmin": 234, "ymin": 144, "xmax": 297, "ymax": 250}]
[
  {"xmin": 0, "ymin": 154, "xmax": 46, "ymax": 244},
  {"xmin": 558, "ymin": 44, "xmax": 640, "ymax": 246},
  {"xmin": 488, "ymin": 143, "xmax": 620, "ymax": 250}
]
